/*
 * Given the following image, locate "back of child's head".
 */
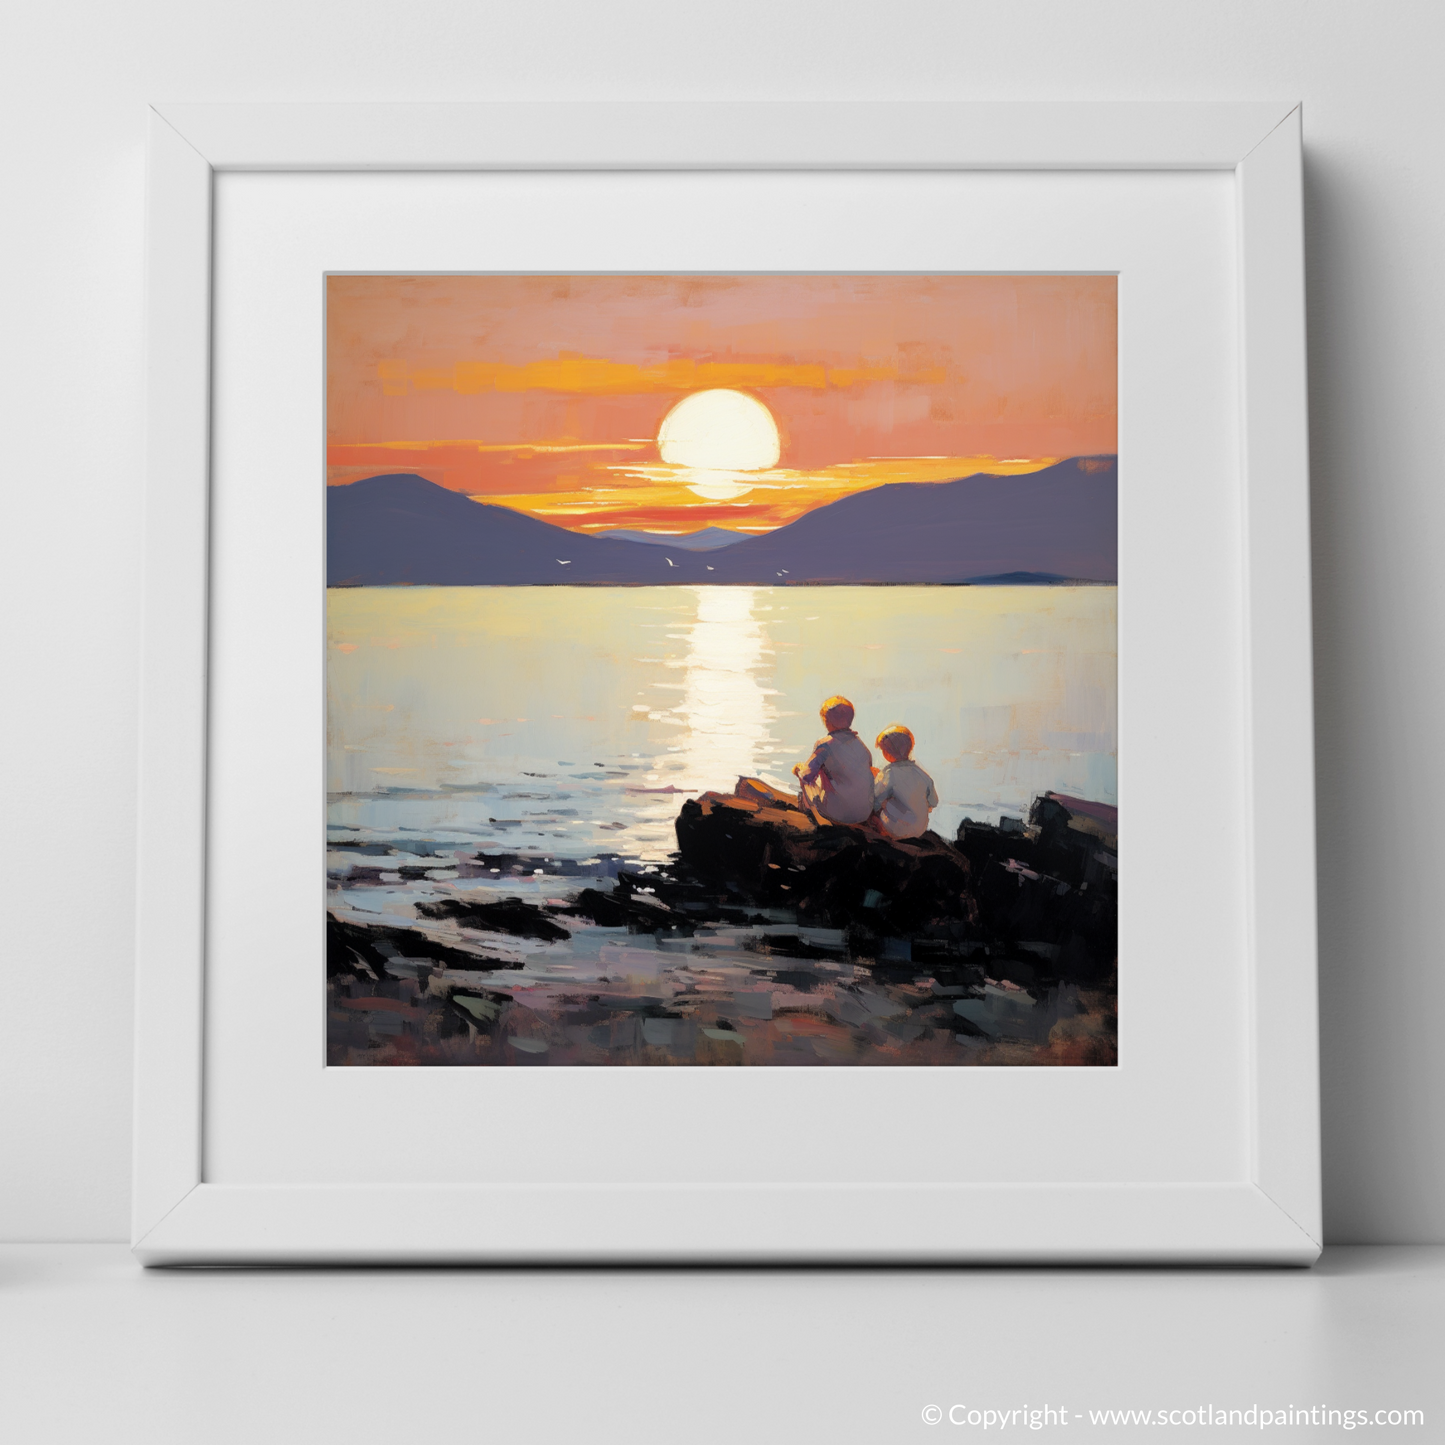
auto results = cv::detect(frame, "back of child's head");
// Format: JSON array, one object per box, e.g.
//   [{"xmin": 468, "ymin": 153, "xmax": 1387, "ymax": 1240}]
[
  {"xmin": 876, "ymin": 725, "xmax": 914, "ymax": 761},
  {"xmin": 821, "ymin": 695, "xmax": 855, "ymax": 731}
]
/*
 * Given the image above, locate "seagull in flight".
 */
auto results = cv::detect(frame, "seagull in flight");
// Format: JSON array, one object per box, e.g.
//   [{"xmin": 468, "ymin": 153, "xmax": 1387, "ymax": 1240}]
[
  {"xmin": 665, "ymin": 557, "xmax": 675, "ymax": 567},
  {"xmin": 556, "ymin": 559, "xmax": 572, "ymax": 565}
]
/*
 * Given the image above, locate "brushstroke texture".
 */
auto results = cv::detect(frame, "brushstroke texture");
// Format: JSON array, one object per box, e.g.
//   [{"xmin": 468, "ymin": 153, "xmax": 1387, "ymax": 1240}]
[{"xmin": 327, "ymin": 458, "xmax": 1117, "ymax": 587}]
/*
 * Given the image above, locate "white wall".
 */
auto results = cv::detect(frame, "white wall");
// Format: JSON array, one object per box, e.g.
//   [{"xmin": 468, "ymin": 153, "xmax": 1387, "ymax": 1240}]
[{"xmin": 2, "ymin": 0, "xmax": 1441, "ymax": 1243}]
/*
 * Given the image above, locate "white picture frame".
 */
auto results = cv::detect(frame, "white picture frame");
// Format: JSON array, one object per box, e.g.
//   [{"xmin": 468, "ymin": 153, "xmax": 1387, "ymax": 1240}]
[{"xmin": 135, "ymin": 101, "xmax": 1318, "ymax": 1265}]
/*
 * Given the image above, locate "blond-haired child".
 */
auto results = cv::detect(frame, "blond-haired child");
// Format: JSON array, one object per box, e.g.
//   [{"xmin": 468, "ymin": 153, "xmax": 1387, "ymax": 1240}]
[
  {"xmin": 792, "ymin": 695, "xmax": 875, "ymax": 824},
  {"xmin": 871, "ymin": 725, "xmax": 939, "ymax": 839}
]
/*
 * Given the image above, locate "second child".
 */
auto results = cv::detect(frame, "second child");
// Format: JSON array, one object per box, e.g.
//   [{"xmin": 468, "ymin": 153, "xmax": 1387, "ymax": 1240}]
[{"xmin": 871, "ymin": 725, "xmax": 939, "ymax": 839}]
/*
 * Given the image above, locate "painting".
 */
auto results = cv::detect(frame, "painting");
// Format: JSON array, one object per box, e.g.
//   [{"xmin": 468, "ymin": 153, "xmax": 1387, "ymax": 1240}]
[{"xmin": 326, "ymin": 274, "xmax": 1117, "ymax": 1067}]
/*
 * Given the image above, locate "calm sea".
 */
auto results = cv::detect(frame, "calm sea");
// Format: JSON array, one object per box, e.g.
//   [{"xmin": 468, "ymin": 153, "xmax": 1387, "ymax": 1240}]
[{"xmin": 327, "ymin": 584, "xmax": 1116, "ymax": 860}]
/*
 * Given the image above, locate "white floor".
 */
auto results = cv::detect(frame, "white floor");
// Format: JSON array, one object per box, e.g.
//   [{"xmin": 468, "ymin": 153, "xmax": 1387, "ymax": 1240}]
[{"xmin": 1, "ymin": 1246, "xmax": 1440, "ymax": 1443}]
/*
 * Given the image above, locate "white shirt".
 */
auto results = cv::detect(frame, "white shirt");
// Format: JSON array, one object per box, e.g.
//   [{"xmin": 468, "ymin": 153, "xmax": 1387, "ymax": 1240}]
[
  {"xmin": 800, "ymin": 729, "xmax": 875, "ymax": 824},
  {"xmin": 873, "ymin": 759, "xmax": 939, "ymax": 839}
]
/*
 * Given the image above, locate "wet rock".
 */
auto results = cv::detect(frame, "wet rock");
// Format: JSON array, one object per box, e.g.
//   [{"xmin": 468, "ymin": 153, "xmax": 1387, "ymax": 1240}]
[
  {"xmin": 607, "ymin": 867, "xmax": 772, "ymax": 928},
  {"xmin": 415, "ymin": 896, "xmax": 570, "ymax": 941},
  {"xmin": 470, "ymin": 850, "xmax": 618, "ymax": 878},
  {"xmin": 660, "ymin": 784, "xmax": 1117, "ymax": 983},
  {"xmin": 564, "ymin": 886, "xmax": 684, "ymax": 933},
  {"xmin": 328, "ymin": 916, "xmax": 394, "ymax": 979},
  {"xmin": 674, "ymin": 791, "xmax": 975, "ymax": 936},
  {"xmin": 327, "ymin": 913, "xmax": 515, "ymax": 976},
  {"xmin": 952, "ymin": 792, "xmax": 1117, "ymax": 982}
]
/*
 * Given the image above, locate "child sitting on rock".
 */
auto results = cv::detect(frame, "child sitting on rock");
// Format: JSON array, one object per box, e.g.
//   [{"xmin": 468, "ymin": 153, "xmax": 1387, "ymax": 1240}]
[
  {"xmin": 871, "ymin": 725, "xmax": 939, "ymax": 839},
  {"xmin": 792, "ymin": 695, "xmax": 876, "ymax": 824}
]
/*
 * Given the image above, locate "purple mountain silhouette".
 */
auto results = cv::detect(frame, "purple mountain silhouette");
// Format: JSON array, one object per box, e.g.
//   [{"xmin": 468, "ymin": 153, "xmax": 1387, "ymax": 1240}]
[
  {"xmin": 327, "ymin": 458, "xmax": 1116, "ymax": 586},
  {"xmin": 327, "ymin": 475, "xmax": 691, "ymax": 586},
  {"xmin": 703, "ymin": 456, "xmax": 1117, "ymax": 584}
]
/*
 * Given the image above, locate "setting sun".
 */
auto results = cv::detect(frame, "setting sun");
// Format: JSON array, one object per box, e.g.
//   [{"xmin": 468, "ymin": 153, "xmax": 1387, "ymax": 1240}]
[
  {"xmin": 657, "ymin": 388, "xmax": 781, "ymax": 502},
  {"xmin": 326, "ymin": 274, "xmax": 1117, "ymax": 534}
]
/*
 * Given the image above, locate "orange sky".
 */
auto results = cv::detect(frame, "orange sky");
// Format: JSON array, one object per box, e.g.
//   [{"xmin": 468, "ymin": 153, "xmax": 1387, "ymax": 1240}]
[{"xmin": 326, "ymin": 274, "xmax": 1116, "ymax": 534}]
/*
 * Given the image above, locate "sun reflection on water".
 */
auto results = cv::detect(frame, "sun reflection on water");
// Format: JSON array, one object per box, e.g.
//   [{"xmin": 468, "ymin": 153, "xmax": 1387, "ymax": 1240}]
[
  {"xmin": 326, "ymin": 584, "xmax": 1117, "ymax": 862},
  {"xmin": 667, "ymin": 587, "xmax": 778, "ymax": 794}
]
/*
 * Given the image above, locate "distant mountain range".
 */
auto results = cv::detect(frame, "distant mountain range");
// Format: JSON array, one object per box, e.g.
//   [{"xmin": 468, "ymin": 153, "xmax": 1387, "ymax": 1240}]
[
  {"xmin": 327, "ymin": 457, "xmax": 1117, "ymax": 587},
  {"xmin": 597, "ymin": 526, "xmax": 747, "ymax": 551}
]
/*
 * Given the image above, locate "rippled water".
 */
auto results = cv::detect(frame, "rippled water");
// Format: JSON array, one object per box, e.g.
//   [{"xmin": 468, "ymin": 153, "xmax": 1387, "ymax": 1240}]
[{"xmin": 327, "ymin": 584, "xmax": 1116, "ymax": 860}]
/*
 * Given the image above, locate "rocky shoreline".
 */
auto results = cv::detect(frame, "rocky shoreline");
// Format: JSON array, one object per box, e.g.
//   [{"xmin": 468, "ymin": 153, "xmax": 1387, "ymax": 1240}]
[
  {"xmin": 669, "ymin": 786, "xmax": 1116, "ymax": 983},
  {"xmin": 326, "ymin": 787, "xmax": 1117, "ymax": 1067}
]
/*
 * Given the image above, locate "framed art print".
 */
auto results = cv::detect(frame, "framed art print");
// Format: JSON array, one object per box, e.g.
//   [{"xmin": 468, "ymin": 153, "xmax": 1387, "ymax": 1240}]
[
  {"xmin": 135, "ymin": 103, "xmax": 1320, "ymax": 1263},
  {"xmin": 323, "ymin": 272, "xmax": 1118, "ymax": 1071}
]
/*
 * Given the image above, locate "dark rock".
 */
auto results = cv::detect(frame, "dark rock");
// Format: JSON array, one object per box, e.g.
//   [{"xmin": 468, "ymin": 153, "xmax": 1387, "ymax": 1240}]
[
  {"xmin": 327, "ymin": 913, "xmax": 515, "ymax": 975},
  {"xmin": 1032, "ymin": 794, "xmax": 1117, "ymax": 884},
  {"xmin": 328, "ymin": 915, "xmax": 395, "ymax": 979},
  {"xmin": 564, "ymin": 886, "xmax": 685, "ymax": 934},
  {"xmin": 653, "ymin": 785, "xmax": 1117, "ymax": 983},
  {"xmin": 673, "ymin": 791, "xmax": 975, "ymax": 936},
  {"xmin": 471, "ymin": 851, "xmax": 610, "ymax": 878},
  {"xmin": 415, "ymin": 896, "xmax": 571, "ymax": 941},
  {"xmin": 953, "ymin": 792, "xmax": 1117, "ymax": 982}
]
